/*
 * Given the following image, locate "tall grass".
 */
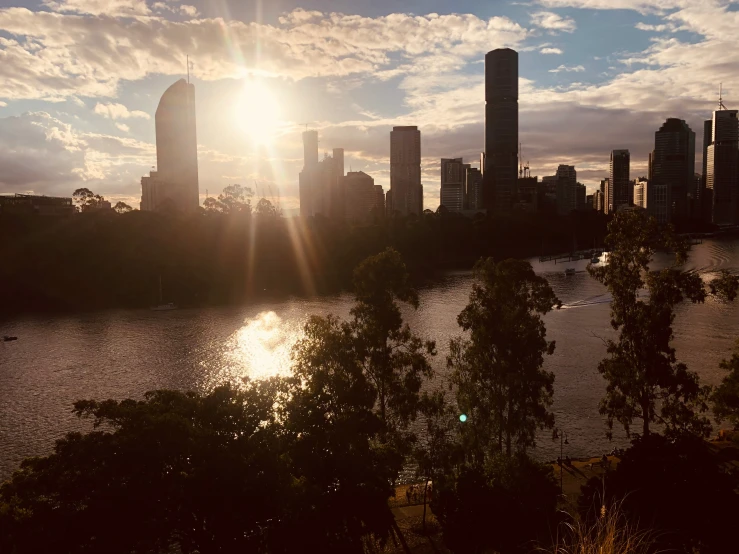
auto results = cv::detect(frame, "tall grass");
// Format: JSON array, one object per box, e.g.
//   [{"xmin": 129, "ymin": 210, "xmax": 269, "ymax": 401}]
[{"xmin": 543, "ymin": 501, "xmax": 657, "ymax": 554}]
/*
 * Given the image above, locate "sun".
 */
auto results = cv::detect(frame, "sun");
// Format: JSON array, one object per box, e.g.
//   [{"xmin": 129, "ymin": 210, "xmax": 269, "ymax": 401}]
[{"xmin": 235, "ymin": 80, "xmax": 282, "ymax": 146}]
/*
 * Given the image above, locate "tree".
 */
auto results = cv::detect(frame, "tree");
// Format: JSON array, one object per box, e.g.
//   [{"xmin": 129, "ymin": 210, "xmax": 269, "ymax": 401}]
[
  {"xmin": 72, "ymin": 187, "xmax": 105, "ymax": 212},
  {"xmin": 202, "ymin": 184, "xmax": 254, "ymax": 214},
  {"xmin": 255, "ymin": 197, "xmax": 279, "ymax": 217},
  {"xmin": 713, "ymin": 339, "xmax": 739, "ymax": 429},
  {"xmin": 578, "ymin": 434, "xmax": 739, "ymax": 554},
  {"xmin": 350, "ymin": 247, "xmax": 436, "ymax": 443},
  {"xmin": 449, "ymin": 258, "xmax": 560, "ymax": 460},
  {"xmin": 219, "ymin": 184, "xmax": 253, "ymax": 214},
  {"xmin": 0, "ymin": 382, "xmax": 290, "ymax": 554},
  {"xmin": 588, "ymin": 209, "xmax": 738, "ymax": 439},
  {"xmin": 113, "ymin": 201, "xmax": 133, "ymax": 214},
  {"xmin": 433, "ymin": 455, "xmax": 558, "ymax": 554},
  {"xmin": 286, "ymin": 315, "xmax": 398, "ymax": 552}
]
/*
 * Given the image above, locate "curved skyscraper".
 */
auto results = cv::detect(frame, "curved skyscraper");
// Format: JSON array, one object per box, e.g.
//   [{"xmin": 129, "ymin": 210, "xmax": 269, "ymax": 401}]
[
  {"xmin": 141, "ymin": 79, "xmax": 199, "ymax": 212},
  {"xmin": 484, "ymin": 48, "xmax": 518, "ymax": 213}
]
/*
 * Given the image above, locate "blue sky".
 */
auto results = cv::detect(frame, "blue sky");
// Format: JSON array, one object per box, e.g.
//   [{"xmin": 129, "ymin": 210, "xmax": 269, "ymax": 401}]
[{"xmin": 0, "ymin": 0, "xmax": 733, "ymax": 210}]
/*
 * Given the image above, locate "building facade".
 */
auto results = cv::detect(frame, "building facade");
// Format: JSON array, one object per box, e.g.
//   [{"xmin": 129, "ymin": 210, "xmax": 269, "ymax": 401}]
[
  {"xmin": 389, "ymin": 126, "xmax": 423, "ymax": 216},
  {"xmin": 651, "ymin": 118, "xmax": 695, "ymax": 223},
  {"xmin": 345, "ymin": 171, "xmax": 383, "ymax": 224},
  {"xmin": 466, "ymin": 166, "xmax": 483, "ymax": 210},
  {"xmin": 634, "ymin": 178, "xmax": 648, "ymax": 210},
  {"xmin": 299, "ymin": 131, "xmax": 346, "ymax": 218},
  {"xmin": 555, "ymin": 165, "xmax": 577, "ymax": 216},
  {"xmin": 440, "ymin": 158, "xmax": 466, "ymax": 212},
  {"xmin": 0, "ymin": 194, "xmax": 75, "ymax": 216},
  {"xmin": 608, "ymin": 150, "xmax": 630, "ymax": 214},
  {"xmin": 484, "ymin": 48, "xmax": 518, "ymax": 213},
  {"xmin": 141, "ymin": 79, "xmax": 199, "ymax": 212},
  {"xmin": 706, "ymin": 109, "xmax": 739, "ymax": 225}
]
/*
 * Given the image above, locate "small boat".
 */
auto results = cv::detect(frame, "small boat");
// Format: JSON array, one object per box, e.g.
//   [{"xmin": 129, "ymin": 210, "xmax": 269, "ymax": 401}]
[
  {"xmin": 151, "ymin": 302, "xmax": 178, "ymax": 311},
  {"xmin": 565, "ymin": 268, "xmax": 576, "ymax": 276},
  {"xmin": 150, "ymin": 276, "xmax": 178, "ymax": 311},
  {"xmin": 3, "ymin": 336, "xmax": 18, "ymax": 342},
  {"xmin": 591, "ymin": 257, "xmax": 600, "ymax": 264}
]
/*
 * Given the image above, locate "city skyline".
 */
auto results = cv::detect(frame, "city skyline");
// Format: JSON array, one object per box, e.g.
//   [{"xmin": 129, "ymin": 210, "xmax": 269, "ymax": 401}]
[{"xmin": 1, "ymin": 0, "xmax": 738, "ymax": 211}]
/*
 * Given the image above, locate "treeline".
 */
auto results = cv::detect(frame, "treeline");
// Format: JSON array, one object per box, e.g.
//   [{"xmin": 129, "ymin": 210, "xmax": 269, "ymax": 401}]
[
  {"xmin": 2, "ymin": 211, "xmax": 739, "ymax": 554},
  {"xmin": 0, "ymin": 199, "xmax": 608, "ymax": 315}
]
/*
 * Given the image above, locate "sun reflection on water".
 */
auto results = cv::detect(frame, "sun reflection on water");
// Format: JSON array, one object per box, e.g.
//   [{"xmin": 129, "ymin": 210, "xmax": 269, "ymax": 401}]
[{"xmin": 211, "ymin": 311, "xmax": 301, "ymax": 387}]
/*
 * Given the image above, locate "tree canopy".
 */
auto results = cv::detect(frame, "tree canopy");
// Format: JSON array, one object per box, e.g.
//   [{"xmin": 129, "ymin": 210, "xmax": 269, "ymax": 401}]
[
  {"xmin": 713, "ymin": 339, "xmax": 739, "ymax": 430},
  {"xmin": 588, "ymin": 209, "xmax": 738, "ymax": 439},
  {"xmin": 449, "ymin": 258, "xmax": 560, "ymax": 460}
]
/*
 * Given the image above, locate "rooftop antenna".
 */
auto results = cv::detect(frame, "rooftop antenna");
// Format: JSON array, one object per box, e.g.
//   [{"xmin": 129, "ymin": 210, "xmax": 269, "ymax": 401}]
[{"xmin": 719, "ymin": 83, "xmax": 728, "ymax": 110}]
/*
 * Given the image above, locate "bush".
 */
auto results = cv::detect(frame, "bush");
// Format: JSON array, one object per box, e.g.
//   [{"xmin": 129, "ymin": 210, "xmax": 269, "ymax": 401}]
[
  {"xmin": 433, "ymin": 454, "xmax": 559, "ymax": 554},
  {"xmin": 578, "ymin": 434, "xmax": 739, "ymax": 554}
]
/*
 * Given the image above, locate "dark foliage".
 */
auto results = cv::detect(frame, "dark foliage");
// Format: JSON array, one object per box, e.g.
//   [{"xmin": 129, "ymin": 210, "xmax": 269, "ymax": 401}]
[
  {"xmin": 0, "ymin": 208, "xmax": 608, "ymax": 316},
  {"xmin": 432, "ymin": 455, "xmax": 559, "ymax": 554},
  {"xmin": 713, "ymin": 339, "xmax": 739, "ymax": 429},
  {"xmin": 578, "ymin": 434, "xmax": 739, "ymax": 554}
]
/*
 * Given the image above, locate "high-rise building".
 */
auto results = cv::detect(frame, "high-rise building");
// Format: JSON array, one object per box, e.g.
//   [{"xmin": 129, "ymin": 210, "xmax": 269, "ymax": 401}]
[
  {"xmin": 701, "ymin": 119, "xmax": 712, "ymax": 198},
  {"xmin": 440, "ymin": 158, "xmax": 466, "ymax": 212},
  {"xmin": 141, "ymin": 79, "xmax": 199, "ymax": 212},
  {"xmin": 484, "ymin": 48, "xmax": 518, "ymax": 213},
  {"xmin": 634, "ymin": 178, "xmax": 648, "ymax": 210},
  {"xmin": 299, "ymin": 130, "xmax": 319, "ymax": 217},
  {"xmin": 390, "ymin": 126, "xmax": 423, "ymax": 216},
  {"xmin": 608, "ymin": 150, "xmax": 630, "ymax": 214},
  {"xmin": 345, "ymin": 171, "xmax": 382, "ymax": 224},
  {"xmin": 466, "ymin": 164, "xmax": 483, "ymax": 210},
  {"xmin": 593, "ymin": 189, "xmax": 604, "ymax": 211},
  {"xmin": 298, "ymin": 132, "xmax": 345, "ymax": 218},
  {"xmin": 706, "ymin": 108, "xmax": 739, "ymax": 225},
  {"xmin": 555, "ymin": 165, "xmax": 576, "ymax": 216},
  {"xmin": 651, "ymin": 118, "xmax": 695, "ymax": 223}
]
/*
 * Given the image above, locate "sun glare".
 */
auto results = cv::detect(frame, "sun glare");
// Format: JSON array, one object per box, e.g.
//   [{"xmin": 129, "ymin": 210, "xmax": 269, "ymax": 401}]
[{"xmin": 235, "ymin": 80, "xmax": 282, "ymax": 145}]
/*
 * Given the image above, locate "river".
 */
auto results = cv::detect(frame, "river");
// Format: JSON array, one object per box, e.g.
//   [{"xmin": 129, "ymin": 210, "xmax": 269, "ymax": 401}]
[{"xmin": 1, "ymin": 238, "xmax": 738, "ymax": 480}]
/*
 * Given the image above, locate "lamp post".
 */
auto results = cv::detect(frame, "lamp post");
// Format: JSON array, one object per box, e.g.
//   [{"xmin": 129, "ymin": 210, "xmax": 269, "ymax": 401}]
[{"xmin": 552, "ymin": 428, "xmax": 568, "ymax": 495}]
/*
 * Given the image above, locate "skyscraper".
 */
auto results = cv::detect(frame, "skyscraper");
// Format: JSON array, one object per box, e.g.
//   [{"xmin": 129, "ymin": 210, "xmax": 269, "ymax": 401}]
[
  {"xmin": 141, "ymin": 79, "xmax": 199, "ymax": 212},
  {"xmin": 466, "ymin": 165, "xmax": 483, "ymax": 210},
  {"xmin": 389, "ymin": 126, "xmax": 422, "ymax": 216},
  {"xmin": 706, "ymin": 108, "xmax": 739, "ymax": 225},
  {"xmin": 345, "ymin": 171, "xmax": 382, "ymax": 224},
  {"xmin": 299, "ymin": 130, "xmax": 318, "ymax": 217},
  {"xmin": 484, "ymin": 48, "xmax": 518, "ymax": 213},
  {"xmin": 555, "ymin": 165, "xmax": 576, "ymax": 215},
  {"xmin": 608, "ymin": 150, "xmax": 630, "ymax": 214},
  {"xmin": 651, "ymin": 118, "xmax": 695, "ymax": 223},
  {"xmin": 298, "ymin": 131, "xmax": 345, "ymax": 218},
  {"xmin": 440, "ymin": 158, "xmax": 466, "ymax": 212}
]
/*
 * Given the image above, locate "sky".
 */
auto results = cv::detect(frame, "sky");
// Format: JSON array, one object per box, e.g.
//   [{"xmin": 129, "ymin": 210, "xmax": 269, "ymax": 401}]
[{"xmin": 0, "ymin": 0, "xmax": 736, "ymax": 212}]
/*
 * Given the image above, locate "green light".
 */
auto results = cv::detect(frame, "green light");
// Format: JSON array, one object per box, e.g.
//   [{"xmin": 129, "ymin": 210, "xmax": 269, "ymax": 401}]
[{"xmin": 459, "ymin": 414, "xmax": 467, "ymax": 422}]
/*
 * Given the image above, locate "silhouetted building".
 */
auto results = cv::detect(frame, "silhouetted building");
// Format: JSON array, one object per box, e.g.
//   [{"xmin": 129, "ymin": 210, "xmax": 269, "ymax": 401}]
[
  {"xmin": 706, "ymin": 108, "xmax": 739, "ymax": 225},
  {"xmin": 141, "ymin": 79, "xmax": 199, "ymax": 212},
  {"xmin": 390, "ymin": 126, "xmax": 423, "ymax": 216},
  {"xmin": 440, "ymin": 158, "xmax": 466, "ymax": 212},
  {"xmin": 484, "ymin": 48, "xmax": 518, "ymax": 213},
  {"xmin": 345, "ymin": 171, "xmax": 382, "ymax": 224},
  {"xmin": 299, "ymin": 132, "xmax": 345, "ymax": 218},
  {"xmin": 576, "ymin": 183, "xmax": 587, "ymax": 210},
  {"xmin": 0, "ymin": 193, "xmax": 75, "ymax": 216},
  {"xmin": 608, "ymin": 150, "xmax": 630, "ymax": 214},
  {"xmin": 701, "ymin": 119, "xmax": 712, "ymax": 198},
  {"xmin": 651, "ymin": 118, "xmax": 695, "ymax": 223},
  {"xmin": 555, "ymin": 165, "xmax": 577, "ymax": 215},
  {"xmin": 466, "ymin": 165, "xmax": 483, "ymax": 210},
  {"xmin": 516, "ymin": 176, "xmax": 538, "ymax": 213}
]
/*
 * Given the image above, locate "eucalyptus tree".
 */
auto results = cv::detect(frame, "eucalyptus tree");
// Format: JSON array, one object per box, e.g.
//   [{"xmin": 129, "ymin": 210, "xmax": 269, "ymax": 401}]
[{"xmin": 588, "ymin": 209, "xmax": 738, "ymax": 439}]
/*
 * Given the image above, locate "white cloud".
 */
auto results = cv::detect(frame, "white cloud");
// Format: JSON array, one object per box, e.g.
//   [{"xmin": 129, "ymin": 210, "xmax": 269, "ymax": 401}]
[
  {"xmin": 530, "ymin": 11, "xmax": 577, "ymax": 33},
  {"xmin": 43, "ymin": 0, "xmax": 150, "ymax": 17},
  {"xmin": 549, "ymin": 64, "xmax": 585, "ymax": 72},
  {"xmin": 540, "ymin": 47, "xmax": 563, "ymax": 54},
  {"xmin": 180, "ymin": 5, "xmax": 198, "ymax": 17},
  {"xmin": 0, "ymin": 8, "xmax": 527, "ymax": 102},
  {"xmin": 115, "ymin": 122, "xmax": 130, "ymax": 132},
  {"xmin": 94, "ymin": 103, "xmax": 150, "ymax": 120}
]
